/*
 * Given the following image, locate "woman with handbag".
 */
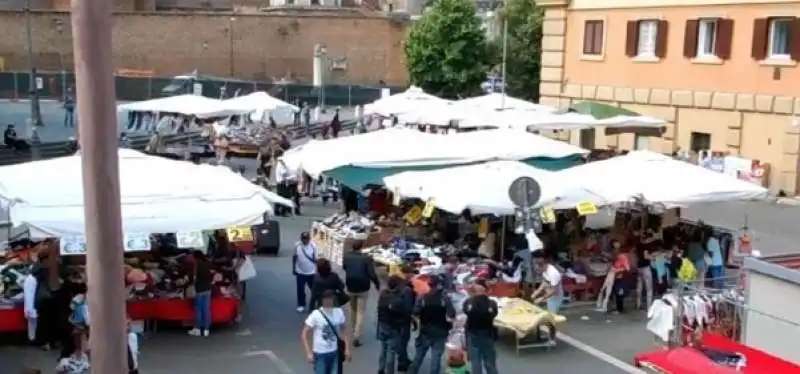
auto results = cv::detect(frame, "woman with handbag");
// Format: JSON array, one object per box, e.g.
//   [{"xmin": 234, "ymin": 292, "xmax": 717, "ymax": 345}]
[{"xmin": 301, "ymin": 289, "xmax": 350, "ymax": 374}]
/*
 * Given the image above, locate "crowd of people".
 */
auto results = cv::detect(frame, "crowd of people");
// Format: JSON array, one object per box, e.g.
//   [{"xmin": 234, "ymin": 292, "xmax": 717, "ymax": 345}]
[{"xmin": 294, "ymin": 232, "xmax": 570, "ymax": 374}]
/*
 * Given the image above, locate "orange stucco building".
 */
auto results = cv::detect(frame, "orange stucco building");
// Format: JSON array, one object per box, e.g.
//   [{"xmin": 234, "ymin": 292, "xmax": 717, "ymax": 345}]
[{"xmin": 538, "ymin": 0, "xmax": 800, "ymax": 194}]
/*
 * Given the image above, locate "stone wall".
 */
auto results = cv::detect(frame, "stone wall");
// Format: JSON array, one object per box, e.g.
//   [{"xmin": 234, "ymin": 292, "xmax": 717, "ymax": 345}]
[{"xmin": 0, "ymin": 10, "xmax": 408, "ymax": 84}]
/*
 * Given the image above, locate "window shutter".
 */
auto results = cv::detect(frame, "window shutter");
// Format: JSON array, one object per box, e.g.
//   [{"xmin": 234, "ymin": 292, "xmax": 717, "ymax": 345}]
[
  {"xmin": 655, "ymin": 20, "xmax": 669, "ymax": 58},
  {"xmin": 683, "ymin": 20, "xmax": 699, "ymax": 58},
  {"xmin": 716, "ymin": 19, "xmax": 734, "ymax": 60},
  {"xmin": 583, "ymin": 22, "xmax": 593, "ymax": 55},
  {"xmin": 789, "ymin": 18, "xmax": 800, "ymax": 61},
  {"xmin": 751, "ymin": 18, "xmax": 769, "ymax": 60},
  {"xmin": 625, "ymin": 21, "xmax": 639, "ymax": 57}
]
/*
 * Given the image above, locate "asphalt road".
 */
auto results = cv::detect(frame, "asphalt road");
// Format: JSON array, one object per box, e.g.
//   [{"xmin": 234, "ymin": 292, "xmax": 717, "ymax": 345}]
[{"xmin": 0, "ymin": 201, "xmax": 631, "ymax": 373}]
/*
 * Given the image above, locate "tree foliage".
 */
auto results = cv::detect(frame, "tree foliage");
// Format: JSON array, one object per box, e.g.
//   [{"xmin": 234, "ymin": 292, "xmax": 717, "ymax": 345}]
[
  {"xmin": 404, "ymin": 0, "xmax": 492, "ymax": 99},
  {"xmin": 501, "ymin": 0, "xmax": 544, "ymax": 101}
]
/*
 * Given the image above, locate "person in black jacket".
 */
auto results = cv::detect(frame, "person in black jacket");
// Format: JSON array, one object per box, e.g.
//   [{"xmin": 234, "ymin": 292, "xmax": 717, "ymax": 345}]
[
  {"xmin": 308, "ymin": 259, "xmax": 346, "ymax": 310},
  {"xmin": 189, "ymin": 251, "xmax": 214, "ymax": 337},
  {"xmin": 377, "ymin": 275, "xmax": 413, "ymax": 374},
  {"xmin": 409, "ymin": 276, "xmax": 455, "ymax": 374},
  {"xmin": 396, "ymin": 265, "xmax": 416, "ymax": 371},
  {"xmin": 342, "ymin": 241, "xmax": 380, "ymax": 347},
  {"xmin": 463, "ymin": 280, "xmax": 499, "ymax": 374}
]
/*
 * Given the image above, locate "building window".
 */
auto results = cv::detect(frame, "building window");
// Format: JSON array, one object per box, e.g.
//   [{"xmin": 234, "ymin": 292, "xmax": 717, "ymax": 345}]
[
  {"xmin": 637, "ymin": 20, "xmax": 659, "ymax": 57},
  {"xmin": 768, "ymin": 18, "xmax": 792, "ymax": 59},
  {"xmin": 690, "ymin": 132, "xmax": 711, "ymax": 152},
  {"xmin": 583, "ymin": 20, "xmax": 604, "ymax": 55},
  {"xmin": 697, "ymin": 19, "xmax": 717, "ymax": 57}
]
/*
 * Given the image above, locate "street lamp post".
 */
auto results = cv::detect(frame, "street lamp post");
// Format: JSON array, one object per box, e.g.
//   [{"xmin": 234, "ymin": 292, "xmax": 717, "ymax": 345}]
[
  {"xmin": 228, "ymin": 16, "xmax": 236, "ymax": 77},
  {"xmin": 314, "ymin": 44, "xmax": 328, "ymax": 110},
  {"xmin": 500, "ymin": 10, "xmax": 508, "ymax": 109},
  {"xmin": 24, "ymin": 0, "xmax": 44, "ymax": 127}
]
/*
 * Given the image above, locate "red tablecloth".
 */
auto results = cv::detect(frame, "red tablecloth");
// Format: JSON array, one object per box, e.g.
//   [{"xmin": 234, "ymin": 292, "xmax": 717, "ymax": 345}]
[
  {"xmin": 634, "ymin": 348, "xmax": 739, "ymax": 374},
  {"xmin": 150, "ymin": 298, "xmax": 239, "ymax": 324},
  {"xmin": 0, "ymin": 307, "xmax": 26, "ymax": 332}
]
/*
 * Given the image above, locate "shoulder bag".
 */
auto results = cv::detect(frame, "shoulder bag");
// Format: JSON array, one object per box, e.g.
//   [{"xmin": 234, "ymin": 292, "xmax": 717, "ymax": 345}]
[{"xmin": 318, "ymin": 308, "xmax": 346, "ymax": 364}]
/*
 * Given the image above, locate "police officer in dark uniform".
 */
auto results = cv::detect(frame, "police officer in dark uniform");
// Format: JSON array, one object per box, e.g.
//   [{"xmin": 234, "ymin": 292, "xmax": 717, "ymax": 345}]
[
  {"xmin": 377, "ymin": 275, "xmax": 414, "ymax": 374},
  {"xmin": 396, "ymin": 265, "xmax": 416, "ymax": 372},
  {"xmin": 408, "ymin": 275, "xmax": 455, "ymax": 374}
]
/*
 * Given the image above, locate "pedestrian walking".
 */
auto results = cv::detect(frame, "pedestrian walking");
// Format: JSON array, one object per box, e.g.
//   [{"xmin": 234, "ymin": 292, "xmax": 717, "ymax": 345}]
[
  {"xmin": 408, "ymin": 276, "xmax": 454, "ymax": 374},
  {"xmin": 301, "ymin": 290, "xmax": 350, "ymax": 374},
  {"xmin": 377, "ymin": 275, "xmax": 413, "ymax": 374},
  {"xmin": 342, "ymin": 241, "xmax": 380, "ymax": 347},
  {"xmin": 293, "ymin": 232, "xmax": 318, "ymax": 313}
]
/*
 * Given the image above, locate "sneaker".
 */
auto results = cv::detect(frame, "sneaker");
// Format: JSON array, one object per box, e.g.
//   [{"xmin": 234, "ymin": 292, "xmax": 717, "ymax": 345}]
[
  {"xmin": 188, "ymin": 328, "xmax": 202, "ymax": 336},
  {"xmin": 202, "ymin": 330, "xmax": 210, "ymax": 337},
  {"xmin": 296, "ymin": 306, "xmax": 305, "ymax": 313},
  {"xmin": 353, "ymin": 339, "xmax": 362, "ymax": 347}
]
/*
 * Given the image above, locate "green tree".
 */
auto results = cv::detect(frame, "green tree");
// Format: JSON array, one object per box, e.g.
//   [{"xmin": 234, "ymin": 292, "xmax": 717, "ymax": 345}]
[
  {"xmin": 500, "ymin": 0, "xmax": 544, "ymax": 101},
  {"xmin": 404, "ymin": 0, "xmax": 492, "ymax": 99}
]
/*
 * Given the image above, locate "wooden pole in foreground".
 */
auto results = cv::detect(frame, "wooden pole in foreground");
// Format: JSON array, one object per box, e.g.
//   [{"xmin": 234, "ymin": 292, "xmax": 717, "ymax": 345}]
[{"xmin": 71, "ymin": 0, "xmax": 127, "ymax": 372}]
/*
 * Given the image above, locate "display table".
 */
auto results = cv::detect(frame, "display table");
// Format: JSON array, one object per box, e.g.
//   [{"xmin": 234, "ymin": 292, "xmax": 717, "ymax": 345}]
[
  {"xmin": 0, "ymin": 306, "xmax": 26, "ymax": 333},
  {"xmin": 311, "ymin": 223, "xmax": 386, "ymax": 266},
  {"xmin": 494, "ymin": 298, "xmax": 566, "ymax": 353}
]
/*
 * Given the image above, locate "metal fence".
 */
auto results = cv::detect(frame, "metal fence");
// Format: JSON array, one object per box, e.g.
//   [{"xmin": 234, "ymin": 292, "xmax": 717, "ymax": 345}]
[{"xmin": 0, "ymin": 71, "xmax": 405, "ymax": 107}]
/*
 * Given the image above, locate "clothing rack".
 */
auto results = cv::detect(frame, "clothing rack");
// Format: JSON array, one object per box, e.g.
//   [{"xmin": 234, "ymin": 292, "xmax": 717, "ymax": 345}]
[{"xmin": 670, "ymin": 279, "xmax": 745, "ymax": 346}]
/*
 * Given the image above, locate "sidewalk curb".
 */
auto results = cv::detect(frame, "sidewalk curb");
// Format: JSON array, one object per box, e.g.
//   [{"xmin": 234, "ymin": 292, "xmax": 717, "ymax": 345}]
[{"xmin": 0, "ymin": 99, "xmax": 60, "ymax": 103}]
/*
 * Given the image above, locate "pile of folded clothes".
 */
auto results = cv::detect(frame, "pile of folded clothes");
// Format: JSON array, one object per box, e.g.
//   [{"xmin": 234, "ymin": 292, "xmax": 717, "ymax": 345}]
[
  {"xmin": 0, "ymin": 260, "xmax": 29, "ymax": 306},
  {"xmin": 319, "ymin": 212, "xmax": 380, "ymax": 240}
]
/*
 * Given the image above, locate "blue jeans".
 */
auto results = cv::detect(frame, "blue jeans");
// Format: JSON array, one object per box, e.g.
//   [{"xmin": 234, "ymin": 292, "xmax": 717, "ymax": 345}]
[
  {"xmin": 546, "ymin": 295, "xmax": 563, "ymax": 315},
  {"xmin": 295, "ymin": 274, "xmax": 314, "ymax": 308},
  {"xmin": 467, "ymin": 331, "xmax": 498, "ymax": 374},
  {"xmin": 64, "ymin": 110, "xmax": 74, "ymax": 127},
  {"xmin": 398, "ymin": 324, "xmax": 411, "ymax": 370},
  {"xmin": 409, "ymin": 333, "xmax": 445, "ymax": 374},
  {"xmin": 378, "ymin": 326, "xmax": 402, "ymax": 374},
  {"xmin": 708, "ymin": 265, "xmax": 724, "ymax": 288},
  {"xmin": 193, "ymin": 291, "xmax": 212, "ymax": 330},
  {"xmin": 314, "ymin": 351, "xmax": 339, "ymax": 374}
]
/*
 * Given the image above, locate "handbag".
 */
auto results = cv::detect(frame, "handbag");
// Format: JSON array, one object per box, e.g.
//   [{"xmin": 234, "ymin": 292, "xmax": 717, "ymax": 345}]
[
  {"xmin": 318, "ymin": 308, "xmax": 346, "ymax": 364},
  {"xmin": 237, "ymin": 256, "xmax": 257, "ymax": 282}
]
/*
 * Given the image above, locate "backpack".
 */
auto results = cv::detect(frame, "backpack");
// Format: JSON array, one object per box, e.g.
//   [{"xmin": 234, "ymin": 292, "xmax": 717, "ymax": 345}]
[{"xmin": 377, "ymin": 289, "xmax": 407, "ymax": 323}]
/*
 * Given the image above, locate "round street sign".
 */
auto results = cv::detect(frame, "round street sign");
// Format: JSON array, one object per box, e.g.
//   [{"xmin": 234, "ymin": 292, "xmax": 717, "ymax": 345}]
[{"xmin": 508, "ymin": 176, "xmax": 541, "ymax": 208}]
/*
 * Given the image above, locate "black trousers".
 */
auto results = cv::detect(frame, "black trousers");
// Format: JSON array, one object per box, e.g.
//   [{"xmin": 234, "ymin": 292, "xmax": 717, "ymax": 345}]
[{"xmin": 34, "ymin": 299, "xmax": 59, "ymax": 347}]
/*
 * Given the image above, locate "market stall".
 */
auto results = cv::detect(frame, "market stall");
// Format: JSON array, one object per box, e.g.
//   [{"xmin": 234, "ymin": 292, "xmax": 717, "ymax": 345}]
[
  {"xmin": 363, "ymin": 86, "xmax": 452, "ymax": 117},
  {"xmin": 117, "ymin": 94, "xmax": 248, "ymax": 119},
  {"xmin": 281, "ymin": 127, "xmax": 588, "ymax": 189},
  {"xmin": 0, "ymin": 150, "xmax": 292, "ymax": 333}
]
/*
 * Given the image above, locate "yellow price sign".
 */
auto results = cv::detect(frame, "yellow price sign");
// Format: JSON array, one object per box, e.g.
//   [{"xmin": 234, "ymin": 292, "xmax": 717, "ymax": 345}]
[
  {"xmin": 226, "ymin": 226, "xmax": 254, "ymax": 242},
  {"xmin": 539, "ymin": 206, "xmax": 556, "ymax": 223},
  {"xmin": 404, "ymin": 205, "xmax": 422, "ymax": 225},
  {"xmin": 421, "ymin": 198, "xmax": 436, "ymax": 218},
  {"xmin": 575, "ymin": 201, "xmax": 598, "ymax": 216}
]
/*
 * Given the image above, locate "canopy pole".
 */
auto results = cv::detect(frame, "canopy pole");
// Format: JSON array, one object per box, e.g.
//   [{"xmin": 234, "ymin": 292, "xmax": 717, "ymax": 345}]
[{"xmin": 71, "ymin": 0, "xmax": 127, "ymax": 372}]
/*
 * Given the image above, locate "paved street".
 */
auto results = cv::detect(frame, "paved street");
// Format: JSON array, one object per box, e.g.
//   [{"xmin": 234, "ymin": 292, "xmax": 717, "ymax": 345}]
[
  {"xmin": 0, "ymin": 101, "xmax": 355, "ymax": 142},
  {"xmin": 0, "ymin": 201, "xmax": 633, "ymax": 373}
]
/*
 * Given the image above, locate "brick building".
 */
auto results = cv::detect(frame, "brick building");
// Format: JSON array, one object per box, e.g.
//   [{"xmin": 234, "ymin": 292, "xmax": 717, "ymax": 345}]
[{"xmin": 0, "ymin": 9, "xmax": 408, "ymax": 84}]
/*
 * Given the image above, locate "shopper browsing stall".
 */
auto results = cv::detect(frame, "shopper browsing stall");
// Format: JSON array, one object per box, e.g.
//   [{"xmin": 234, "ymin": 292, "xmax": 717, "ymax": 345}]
[
  {"xmin": 530, "ymin": 251, "xmax": 564, "ymax": 314},
  {"xmin": 301, "ymin": 290, "xmax": 350, "ymax": 374},
  {"xmin": 294, "ymin": 232, "xmax": 318, "ymax": 313},
  {"xmin": 463, "ymin": 280, "xmax": 499, "ymax": 374},
  {"xmin": 188, "ymin": 250, "xmax": 213, "ymax": 337}
]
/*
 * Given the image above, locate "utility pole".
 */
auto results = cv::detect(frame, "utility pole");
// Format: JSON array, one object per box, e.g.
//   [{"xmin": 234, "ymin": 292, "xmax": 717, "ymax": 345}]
[
  {"xmin": 24, "ymin": 0, "xmax": 44, "ymax": 127},
  {"xmin": 500, "ymin": 4, "xmax": 508, "ymax": 109},
  {"xmin": 71, "ymin": 0, "xmax": 127, "ymax": 373}
]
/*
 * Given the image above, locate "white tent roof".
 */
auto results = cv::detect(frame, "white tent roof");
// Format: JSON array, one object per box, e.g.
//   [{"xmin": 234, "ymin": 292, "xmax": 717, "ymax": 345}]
[
  {"xmin": 0, "ymin": 149, "xmax": 293, "ymax": 238},
  {"xmin": 383, "ymin": 160, "xmax": 607, "ymax": 215},
  {"xmin": 364, "ymin": 86, "xmax": 451, "ymax": 117},
  {"xmin": 520, "ymin": 112, "xmax": 667, "ymax": 131},
  {"xmin": 454, "ymin": 93, "xmax": 556, "ymax": 112},
  {"xmin": 557, "ymin": 151, "xmax": 771, "ymax": 206},
  {"xmin": 280, "ymin": 127, "xmax": 587, "ymax": 177},
  {"xmin": 117, "ymin": 94, "xmax": 249, "ymax": 118},
  {"xmin": 222, "ymin": 91, "xmax": 299, "ymax": 112}
]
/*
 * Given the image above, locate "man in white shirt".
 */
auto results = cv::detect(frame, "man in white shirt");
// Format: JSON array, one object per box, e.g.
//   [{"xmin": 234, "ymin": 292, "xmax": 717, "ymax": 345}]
[
  {"xmin": 530, "ymin": 251, "xmax": 564, "ymax": 314},
  {"xmin": 293, "ymin": 232, "xmax": 318, "ymax": 313}
]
